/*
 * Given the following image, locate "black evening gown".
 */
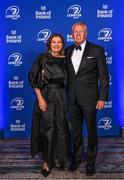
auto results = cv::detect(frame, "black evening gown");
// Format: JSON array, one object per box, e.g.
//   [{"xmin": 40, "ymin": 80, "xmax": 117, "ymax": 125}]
[{"xmin": 29, "ymin": 53, "xmax": 69, "ymax": 166}]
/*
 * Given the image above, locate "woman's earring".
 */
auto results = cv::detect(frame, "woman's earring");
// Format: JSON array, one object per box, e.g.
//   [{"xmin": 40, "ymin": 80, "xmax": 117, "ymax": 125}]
[
  {"xmin": 61, "ymin": 48, "xmax": 65, "ymax": 55},
  {"xmin": 48, "ymin": 49, "xmax": 52, "ymax": 54}
]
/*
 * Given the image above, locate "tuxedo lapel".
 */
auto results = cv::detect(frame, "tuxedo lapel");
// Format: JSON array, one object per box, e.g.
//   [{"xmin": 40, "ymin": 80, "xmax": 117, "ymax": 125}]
[{"xmin": 77, "ymin": 41, "xmax": 89, "ymax": 75}]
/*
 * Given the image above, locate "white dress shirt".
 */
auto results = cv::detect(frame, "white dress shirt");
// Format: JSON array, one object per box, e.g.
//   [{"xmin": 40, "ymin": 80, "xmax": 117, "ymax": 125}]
[{"xmin": 71, "ymin": 40, "xmax": 86, "ymax": 74}]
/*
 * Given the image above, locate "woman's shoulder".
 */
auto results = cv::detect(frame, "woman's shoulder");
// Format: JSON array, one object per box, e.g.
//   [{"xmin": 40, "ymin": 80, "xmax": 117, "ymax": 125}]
[
  {"xmin": 34, "ymin": 53, "xmax": 47, "ymax": 65},
  {"xmin": 35, "ymin": 53, "xmax": 45, "ymax": 60}
]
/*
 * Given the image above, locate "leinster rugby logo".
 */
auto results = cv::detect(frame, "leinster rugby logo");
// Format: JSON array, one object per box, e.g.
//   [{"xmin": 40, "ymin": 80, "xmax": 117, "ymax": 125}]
[
  {"xmin": 109, "ymin": 74, "xmax": 112, "ymax": 85},
  {"xmin": 5, "ymin": 6, "xmax": 20, "ymax": 20},
  {"xmin": 10, "ymin": 97, "xmax": 24, "ymax": 110},
  {"xmin": 67, "ymin": 5, "xmax": 82, "ymax": 19},
  {"xmin": 37, "ymin": 29, "xmax": 51, "ymax": 43},
  {"xmin": 98, "ymin": 117, "xmax": 112, "ymax": 130},
  {"xmin": 8, "ymin": 53, "xmax": 22, "ymax": 66},
  {"xmin": 98, "ymin": 28, "xmax": 112, "ymax": 42}
]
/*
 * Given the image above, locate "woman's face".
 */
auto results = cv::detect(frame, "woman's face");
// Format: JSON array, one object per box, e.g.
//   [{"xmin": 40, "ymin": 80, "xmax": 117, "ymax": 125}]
[{"xmin": 50, "ymin": 36, "xmax": 63, "ymax": 53}]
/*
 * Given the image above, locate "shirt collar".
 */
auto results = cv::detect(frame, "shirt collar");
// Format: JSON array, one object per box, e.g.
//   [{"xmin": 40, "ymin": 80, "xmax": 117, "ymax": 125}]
[{"xmin": 80, "ymin": 40, "xmax": 86, "ymax": 50}]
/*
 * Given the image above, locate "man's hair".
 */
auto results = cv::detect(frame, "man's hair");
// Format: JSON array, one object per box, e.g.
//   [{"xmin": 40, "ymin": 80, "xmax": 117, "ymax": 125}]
[{"xmin": 72, "ymin": 22, "xmax": 87, "ymax": 32}]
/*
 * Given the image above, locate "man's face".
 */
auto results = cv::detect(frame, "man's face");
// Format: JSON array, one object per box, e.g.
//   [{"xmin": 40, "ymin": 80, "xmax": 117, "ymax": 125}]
[{"xmin": 72, "ymin": 24, "xmax": 87, "ymax": 45}]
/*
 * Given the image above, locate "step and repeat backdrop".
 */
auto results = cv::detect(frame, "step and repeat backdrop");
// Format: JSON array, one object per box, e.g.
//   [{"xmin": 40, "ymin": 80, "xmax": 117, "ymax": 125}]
[{"xmin": 1, "ymin": 0, "xmax": 123, "ymax": 138}]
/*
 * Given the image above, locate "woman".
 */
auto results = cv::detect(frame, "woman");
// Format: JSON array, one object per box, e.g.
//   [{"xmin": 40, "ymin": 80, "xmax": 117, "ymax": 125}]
[{"xmin": 29, "ymin": 33, "xmax": 69, "ymax": 177}]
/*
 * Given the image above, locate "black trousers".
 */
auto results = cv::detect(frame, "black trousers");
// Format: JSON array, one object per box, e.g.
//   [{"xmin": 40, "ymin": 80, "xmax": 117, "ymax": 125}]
[{"xmin": 69, "ymin": 104, "xmax": 98, "ymax": 164}]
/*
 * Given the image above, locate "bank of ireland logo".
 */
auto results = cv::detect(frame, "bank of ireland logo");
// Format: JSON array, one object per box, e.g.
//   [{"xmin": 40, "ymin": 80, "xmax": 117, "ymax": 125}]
[
  {"xmin": 67, "ymin": 34, "xmax": 74, "ymax": 42},
  {"xmin": 8, "ymin": 53, "xmax": 22, "ymax": 66},
  {"xmin": 105, "ymin": 51, "xmax": 112, "ymax": 64},
  {"xmin": 10, "ymin": 97, "xmax": 24, "ymax": 110},
  {"xmin": 98, "ymin": 117, "xmax": 112, "ymax": 130},
  {"xmin": 67, "ymin": 5, "xmax": 82, "ymax": 19},
  {"xmin": 98, "ymin": 28, "xmax": 112, "ymax": 42},
  {"xmin": 104, "ymin": 101, "xmax": 112, "ymax": 109},
  {"xmin": 5, "ymin": 6, "xmax": 20, "ymax": 20},
  {"xmin": 97, "ymin": 4, "xmax": 113, "ymax": 18},
  {"xmin": 35, "ymin": 6, "xmax": 51, "ymax": 20},
  {"xmin": 6, "ymin": 30, "xmax": 22, "ymax": 43},
  {"xmin": 37, "ymin": 29, "xmax": 51, "ymax": 43}
]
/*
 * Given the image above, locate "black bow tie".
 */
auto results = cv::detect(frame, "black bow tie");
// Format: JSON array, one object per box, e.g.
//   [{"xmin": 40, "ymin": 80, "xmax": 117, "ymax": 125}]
[{"xmin": 75, "ymin": 45, "xmax": 82, "ymax": 51}]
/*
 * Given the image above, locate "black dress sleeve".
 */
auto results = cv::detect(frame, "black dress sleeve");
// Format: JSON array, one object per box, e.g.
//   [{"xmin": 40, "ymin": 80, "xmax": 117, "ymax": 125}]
[{"xmin": 29, "ymin": 54, "xmax": 43, "ymax": 88}]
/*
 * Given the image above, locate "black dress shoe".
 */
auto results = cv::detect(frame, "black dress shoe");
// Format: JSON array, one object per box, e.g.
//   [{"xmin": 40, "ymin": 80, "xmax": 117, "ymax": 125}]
[
  {"xmin": 86, "ymin": 163, "xmax": 95, "ymax": 176},
  {"xmin": 41, "ymin": 168, "xmax": 50, "ymax": 177},
  {"xmin": 68, "ymin": 162, "xmax": 79, "ymax": 172}
]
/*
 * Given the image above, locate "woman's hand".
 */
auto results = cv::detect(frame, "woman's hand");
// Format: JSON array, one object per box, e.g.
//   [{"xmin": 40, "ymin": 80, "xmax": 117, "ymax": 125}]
[
  {"xmin": 38, "ymin": 97, "xmax": 47, "ymax": 112},
  {"xmin": 34, "ymin": 88, "xmax": 47, "ymax": 112}
]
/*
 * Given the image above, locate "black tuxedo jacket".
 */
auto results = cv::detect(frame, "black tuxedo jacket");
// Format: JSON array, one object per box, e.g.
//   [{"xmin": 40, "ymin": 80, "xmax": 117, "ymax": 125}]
[{"xmin": 66, "ymin": 41, "xmax": 109, "ymax": 106}]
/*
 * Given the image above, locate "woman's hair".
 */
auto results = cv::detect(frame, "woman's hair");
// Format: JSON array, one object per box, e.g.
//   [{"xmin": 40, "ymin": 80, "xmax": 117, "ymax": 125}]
[{"xmin": 46, "ymin": 33, "xmax": 65, "ymax": 55}]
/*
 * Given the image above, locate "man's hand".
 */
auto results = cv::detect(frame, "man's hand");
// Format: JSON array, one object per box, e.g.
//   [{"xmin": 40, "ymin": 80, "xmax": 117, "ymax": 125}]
[{"xmin": 96, "ymin": 100, "xmax": 105, "ymax": 109}]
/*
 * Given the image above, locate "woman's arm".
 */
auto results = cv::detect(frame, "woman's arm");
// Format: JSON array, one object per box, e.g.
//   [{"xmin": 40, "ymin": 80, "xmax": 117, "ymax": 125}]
[{"xmin": 34, "ymin": 88, "xmax": 47, "ymax": 112}]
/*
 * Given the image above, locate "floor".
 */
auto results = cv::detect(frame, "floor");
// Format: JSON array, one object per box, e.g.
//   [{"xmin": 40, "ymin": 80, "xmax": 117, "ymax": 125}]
[{"xmin": 0, "ymin": 137, "xmax": 124, "ymax": 179}]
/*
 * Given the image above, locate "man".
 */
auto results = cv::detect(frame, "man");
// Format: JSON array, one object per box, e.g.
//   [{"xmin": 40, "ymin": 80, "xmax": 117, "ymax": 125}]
[{"xmin": 66, "ymin": 22, "xmax": 109, "ymax": 176}]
